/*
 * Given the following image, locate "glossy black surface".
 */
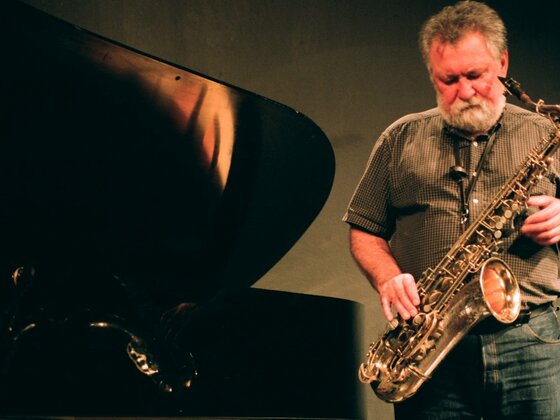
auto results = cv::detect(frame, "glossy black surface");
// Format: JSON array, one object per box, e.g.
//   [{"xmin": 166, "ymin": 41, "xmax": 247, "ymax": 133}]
[{"xmin": 0, "ymin": 288, "xmax": 363, "ymax": 419}]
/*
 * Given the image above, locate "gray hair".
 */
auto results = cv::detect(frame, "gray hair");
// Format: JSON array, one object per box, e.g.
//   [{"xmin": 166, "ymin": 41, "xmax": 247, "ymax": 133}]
[{"xmin": 419, "ymin": 1, "xmax": 507, "ymax": 69}]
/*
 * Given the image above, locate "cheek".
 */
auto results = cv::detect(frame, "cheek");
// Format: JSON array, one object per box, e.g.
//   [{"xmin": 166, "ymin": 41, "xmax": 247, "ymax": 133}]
[
  {"xmin": 473, "ymin": 82, "xmax": 492, "ymax": 97},
  {"xmin": 475, "ymin": 82, "xmax": 503, "ymax": 105},
  {"xmin": 472, "ymin": 75, "xmax": 499, "ymax": 99},
  {"xmin": 437, "ymin": 86, "xmax": 457, "ymax": 108}
]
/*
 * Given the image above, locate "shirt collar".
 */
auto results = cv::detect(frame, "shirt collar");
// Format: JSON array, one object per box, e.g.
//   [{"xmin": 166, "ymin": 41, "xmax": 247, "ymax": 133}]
[{"xmin": 443, "ymin": 115, "xmax": 503, "ymax": 142}]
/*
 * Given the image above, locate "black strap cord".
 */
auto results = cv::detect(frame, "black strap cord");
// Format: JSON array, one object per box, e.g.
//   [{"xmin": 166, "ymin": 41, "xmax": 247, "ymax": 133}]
[{"xmin": 450, "ymin": 132, "xmax": 497, "ymax": 231}]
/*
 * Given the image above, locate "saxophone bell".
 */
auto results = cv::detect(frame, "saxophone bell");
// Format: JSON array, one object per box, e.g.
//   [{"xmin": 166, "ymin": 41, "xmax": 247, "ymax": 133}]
[{"xmin": 479, "ymin": 258, "xmax": 521, "ymax": 324}]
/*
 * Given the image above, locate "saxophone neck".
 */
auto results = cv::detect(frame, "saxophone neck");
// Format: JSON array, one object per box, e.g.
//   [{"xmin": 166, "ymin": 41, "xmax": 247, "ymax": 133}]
[{"xmin": 499, "ymin": 77, "xmax": 560, "ymax": 118}]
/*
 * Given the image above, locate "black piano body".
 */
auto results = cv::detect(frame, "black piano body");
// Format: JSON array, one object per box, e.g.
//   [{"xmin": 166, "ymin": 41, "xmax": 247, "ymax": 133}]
[{"xmin": 0, "ymin": 2, "xmax": 364, "ymax": 418}]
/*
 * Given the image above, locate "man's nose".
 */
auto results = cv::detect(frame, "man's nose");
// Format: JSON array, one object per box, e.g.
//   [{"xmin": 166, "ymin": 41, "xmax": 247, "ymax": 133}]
[{"xmin": 457, "ymin": 78, "xmax": 475, "ymax": 101}]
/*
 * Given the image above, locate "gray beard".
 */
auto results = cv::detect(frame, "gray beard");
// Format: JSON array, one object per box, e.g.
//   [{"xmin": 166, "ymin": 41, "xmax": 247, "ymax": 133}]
[{"xmin": 438, "ymin": 95, "xmax": 505, "ymax": 134}]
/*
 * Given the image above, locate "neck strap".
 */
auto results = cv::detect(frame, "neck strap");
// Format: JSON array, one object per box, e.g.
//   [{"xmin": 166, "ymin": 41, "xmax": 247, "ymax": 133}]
[{"xmin": 451, "ymin": 132, "xmax": 498, "ymax": 230}]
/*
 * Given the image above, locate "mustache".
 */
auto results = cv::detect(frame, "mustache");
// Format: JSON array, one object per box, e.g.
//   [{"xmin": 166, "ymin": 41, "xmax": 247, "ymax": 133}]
[{"xmin": 451, "ymin": 97, "xmax": 485, "ymax": 113}]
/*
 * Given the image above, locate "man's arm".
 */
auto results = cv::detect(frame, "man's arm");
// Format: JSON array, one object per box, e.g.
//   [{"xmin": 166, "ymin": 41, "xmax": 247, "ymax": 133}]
[{"xmin": 349, "ymin": 227, "xmax": 420, "ymax": 322}]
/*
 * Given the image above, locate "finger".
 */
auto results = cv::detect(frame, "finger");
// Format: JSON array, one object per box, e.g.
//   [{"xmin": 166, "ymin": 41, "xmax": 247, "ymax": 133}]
[
  {"xmin": 527, "ymin": 195, "xmax": 555, "ymax": 208},
  {"xmin": 381, "ymin": 296, "xmax": 394, "ymax": 322},
  {"xmin": 402, "ymin": 274, "xmax": 421, "ymax": 306},
  {"xmin": 522, "ymin": 220, "xmax": 555, "ymax": 235},
  {"xmin": 525, "ymin": 197, "xmax": 560, "ymax": 223},
  {"xmin": 531, "ymin": 229, "xmax": 560, "ymax": 246},
  {"xmin": 392, "ymin": 275, "xmax": 418, "ymax": 317},
  {"xmin": 524, "ymin": 209, "xmax": 560, "ymax": 226},
  {"xmin": 394, "ymin": 275, "xmax": 420, "ymax": 318},
  {"xmin": 393, "ymin": 299, "xmax": 412, "ymax": 320},
  {"xmin": 523, "ymin": 219, "xmax": 560, "ymax": 241},
  {"xmin": 391, "ymin": 277, "xmax": 416, "ymax": 318},
  {"xmin": 539, "ymin": 236, "xmax": 560, "ymax": 246},
  {"xmin": 521, "ymin": 212, "xmax": 560, "ymax": 234}
]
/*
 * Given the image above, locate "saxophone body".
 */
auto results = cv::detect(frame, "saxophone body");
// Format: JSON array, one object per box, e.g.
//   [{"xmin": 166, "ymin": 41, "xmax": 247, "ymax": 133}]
[{"xmin": 359, "ymin": 78, "xmax": 560, "ymax": 403}]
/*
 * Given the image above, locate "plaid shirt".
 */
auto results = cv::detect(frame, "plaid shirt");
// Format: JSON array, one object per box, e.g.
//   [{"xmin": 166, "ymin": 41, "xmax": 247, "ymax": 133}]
[{"xmin": 344, "ymin": 104, "xmax": 560, "ymax": 305}]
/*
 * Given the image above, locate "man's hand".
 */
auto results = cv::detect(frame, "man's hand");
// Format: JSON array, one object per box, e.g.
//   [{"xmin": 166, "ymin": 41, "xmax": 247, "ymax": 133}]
[
  {"xmin": 377, "ymin": 273, "xmax": 420, "ymax": 322},
  {"xmin": 349, "ymin": 228, "xmax": 421, "ymax": 323},
  {"xmin": 520, "ymin": 195, "xmax": 560, "ymax": 246}
]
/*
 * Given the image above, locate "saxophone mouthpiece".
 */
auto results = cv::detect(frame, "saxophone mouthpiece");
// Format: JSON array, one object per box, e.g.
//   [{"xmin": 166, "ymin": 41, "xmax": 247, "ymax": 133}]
[
  {"xmin": 498, "ymin": 76, "xmax": 511, "ymax": 96},
  {"xmin": 498, "ymin": 77, "xmax": 530, "ymax": 104}
]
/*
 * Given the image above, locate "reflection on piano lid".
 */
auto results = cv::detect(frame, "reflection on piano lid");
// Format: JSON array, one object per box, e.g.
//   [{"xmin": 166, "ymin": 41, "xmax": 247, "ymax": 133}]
[{"xmin": 0, "ymin": 2, "xmax": 363, "ymax": 419}]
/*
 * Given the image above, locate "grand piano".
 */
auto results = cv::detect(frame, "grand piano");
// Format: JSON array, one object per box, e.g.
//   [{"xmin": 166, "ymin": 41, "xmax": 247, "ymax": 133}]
[{"xmin": 0, "ymin": 1, "xmax": 364, "ymax": 418}]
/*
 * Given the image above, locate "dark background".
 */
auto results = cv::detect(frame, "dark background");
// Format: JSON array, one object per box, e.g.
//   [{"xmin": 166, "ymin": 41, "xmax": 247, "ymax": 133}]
[{"xmin": 18, "ymin": 1, "xmax": 560, "ymax": 418}]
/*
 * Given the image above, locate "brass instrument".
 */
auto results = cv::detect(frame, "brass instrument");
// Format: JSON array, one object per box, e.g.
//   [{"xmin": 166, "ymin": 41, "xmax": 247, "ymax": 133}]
[{"xmin": 358, "ymin": 77, "xmax": 560, "ymax": 402}]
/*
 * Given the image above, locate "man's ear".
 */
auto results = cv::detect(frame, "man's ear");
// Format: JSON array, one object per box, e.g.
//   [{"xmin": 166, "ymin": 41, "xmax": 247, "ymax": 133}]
[{"xmin": 499, "ymin": 50, "xmax": 509, "ymax": 77}]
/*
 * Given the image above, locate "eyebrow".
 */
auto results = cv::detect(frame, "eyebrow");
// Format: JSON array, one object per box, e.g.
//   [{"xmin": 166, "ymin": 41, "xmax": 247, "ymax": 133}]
[{"xmin": 436, "ymin": 66, "xmax": 487, "ymax": 80}]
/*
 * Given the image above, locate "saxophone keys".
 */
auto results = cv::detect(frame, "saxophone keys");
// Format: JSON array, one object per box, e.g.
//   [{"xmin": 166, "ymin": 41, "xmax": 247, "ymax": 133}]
[
  {"xmin": 389, "ymin": 360, "xmax": 407, "ymax": 383},
  {"xmin": 412, "ymin": 313, "xmax": 425, "ymax": 327},
  {"xmin": 432, "ymin": 323, "xmax": 444, "ymax": 339},
  {"xmin": 421, "ymin": 290, "xmax": 442, "ymax": 313},
  {"xmin": 358, "ymin": 362, "xmax": 380, "ymax": 383},
  {"xmin": 489, "ymin": 215, "xmax": 506, "ymax": 230},
  {"xmin": 412, "ymin": 347, "xmax": 427, "ymax": 362},
  {"xmin": 389, "ymin": 318, "xmax": 399, "ymax": 330},
  {"xmin": 440, "ymin": 276, "xmax": 455, "ymax": 289}
]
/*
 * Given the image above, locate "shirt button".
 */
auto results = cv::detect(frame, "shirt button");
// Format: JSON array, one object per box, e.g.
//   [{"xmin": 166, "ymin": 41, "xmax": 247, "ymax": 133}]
[
  {"xmin": 472, "ymin": 171, "xmax": 477, "ymax": 177},
  {"xmin": 473, "ymin": 141, "xmax": 478, "ymax": 147},
  {"xmin": 473, "ymin": 198, "xmax": 479, "ymax": 204}
]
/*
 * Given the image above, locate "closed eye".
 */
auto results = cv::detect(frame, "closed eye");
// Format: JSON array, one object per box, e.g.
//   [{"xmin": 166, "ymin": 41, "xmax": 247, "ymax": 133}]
[
  {"xmin": 466, "ymin": 72, "xmax": 481, "ymax": 80},
  {"xmin": 441, "ymin": 76, "xmax": 458, "ymax": 85}
]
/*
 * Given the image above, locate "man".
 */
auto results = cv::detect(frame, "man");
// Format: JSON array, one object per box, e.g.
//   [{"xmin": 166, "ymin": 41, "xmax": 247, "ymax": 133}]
[{"xmin": 343, "ymin": 1, "xmax": 560, "ymax": 418}]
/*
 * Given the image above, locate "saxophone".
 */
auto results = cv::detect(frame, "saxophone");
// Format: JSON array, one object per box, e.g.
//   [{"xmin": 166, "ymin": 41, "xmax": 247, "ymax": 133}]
[{"xmin": 358, "ymin": 77, "xmax": 560, "ymax": 403}]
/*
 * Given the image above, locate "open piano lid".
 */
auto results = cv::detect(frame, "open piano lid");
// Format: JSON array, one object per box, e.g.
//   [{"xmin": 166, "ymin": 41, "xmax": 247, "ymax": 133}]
[
  {"xmin": 1, "ymin": 0, "xmax": 335, "ymax": 301},
  {"xmin": 0, "ymin": 2, "xmax": 363, "ymax": 419}
]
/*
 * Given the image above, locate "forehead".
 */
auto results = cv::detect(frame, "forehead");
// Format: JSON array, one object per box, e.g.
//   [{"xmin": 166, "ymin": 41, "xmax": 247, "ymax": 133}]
[{"xmin": 429, "ymin": 32, "xmax": 498, "ymax": 74}]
